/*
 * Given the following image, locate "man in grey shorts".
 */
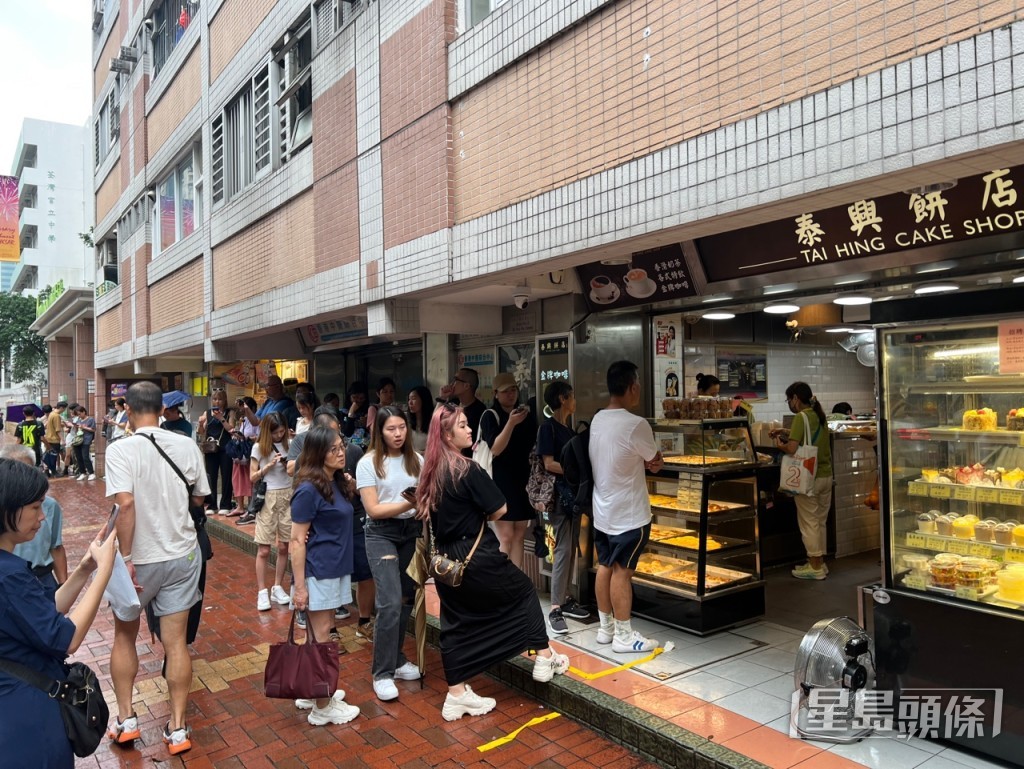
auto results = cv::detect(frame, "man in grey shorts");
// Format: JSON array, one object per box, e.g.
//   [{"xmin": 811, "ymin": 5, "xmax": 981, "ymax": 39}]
[{"xmin": 104, "ymin": 381, "xmax": 211, "ymax": 756}]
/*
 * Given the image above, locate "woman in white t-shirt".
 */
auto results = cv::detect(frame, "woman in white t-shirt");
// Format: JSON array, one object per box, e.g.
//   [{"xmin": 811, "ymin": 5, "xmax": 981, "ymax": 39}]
[
  {"xmin": 249, "ymin": 412, "xmax": 293, "ymax": 612},
  {"xmin": 356, "ymin": 406, "xmax": 423, "ymax": 702}
]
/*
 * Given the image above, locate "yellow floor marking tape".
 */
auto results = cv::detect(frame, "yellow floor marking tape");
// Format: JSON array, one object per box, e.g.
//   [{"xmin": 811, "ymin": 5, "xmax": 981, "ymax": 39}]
[
  {"xmin": 567, "ymin": 641, "xmax": 675, "ymax": 681},
  {"xmin": 477, "ymin": 712, "xmax": 562, "ymax": 752}
]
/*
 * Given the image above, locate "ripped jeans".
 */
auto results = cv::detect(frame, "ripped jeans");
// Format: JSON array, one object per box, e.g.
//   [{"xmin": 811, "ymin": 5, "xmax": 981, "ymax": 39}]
[{"xmin": 364, "ymin": 517, "xmax": 421, "ymax": 680}]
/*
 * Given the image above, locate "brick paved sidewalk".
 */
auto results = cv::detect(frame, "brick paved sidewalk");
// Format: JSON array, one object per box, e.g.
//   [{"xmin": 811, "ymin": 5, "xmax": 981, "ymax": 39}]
[{"xmin": 48, "ymin": 475, "xmax": 659, "ymax": 769}]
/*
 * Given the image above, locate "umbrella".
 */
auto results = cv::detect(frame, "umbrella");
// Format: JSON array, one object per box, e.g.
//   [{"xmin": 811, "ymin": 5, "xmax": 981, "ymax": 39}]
[
  {"xmin": 405, "ymin": 524, "xmax": 429, "ymax": 688},
  {"xmin": 162, "ymin": 390, "xmax": 191, "ymax": 409}
]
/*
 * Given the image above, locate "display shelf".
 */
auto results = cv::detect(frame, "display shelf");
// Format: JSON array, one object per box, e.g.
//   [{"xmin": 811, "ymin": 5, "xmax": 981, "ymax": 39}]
[
  {"xmin": 906, "ymin": 480, "xmax": 1024, "ymax": 506},
  {"xmin": 900, "ymin": 531, "xmax": 1024, "ymax": 561},
  {"xmin": 896, "ymin": 426, "xmax": 1024, "ymax": 446},
  {"xmin": 648, "ymin": 533, "xmax": 753, "ymax": 554}
]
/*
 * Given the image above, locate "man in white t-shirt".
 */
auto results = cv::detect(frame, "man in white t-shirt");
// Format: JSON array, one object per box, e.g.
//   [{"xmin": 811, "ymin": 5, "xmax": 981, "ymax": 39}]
[
  {"xmin": 589, "ymin": 360, "xmax": 663, "ymax": 653},
  {"xmin": 104, "ymin": 381, "xmax": 211, "ymax": 757}
]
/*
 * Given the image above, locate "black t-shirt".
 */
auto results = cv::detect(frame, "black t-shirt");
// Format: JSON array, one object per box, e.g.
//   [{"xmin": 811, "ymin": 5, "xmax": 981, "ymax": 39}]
[
  {"xmin": 463, "ymin": 399, "xmax": 486, "ymax": 440},
  {"xmin": 15, "ymin": 420, "xmax": 42, "ymax": 461},
  {"xmin": 480, "ymin": 406, "xmax": 537, "ymax": 513},
  {"xmin": 432, "ymin": 463, "xmax": 505, "ymax": 544},
  {"xmin": 536, "ymin": 418, "xmax": 573, "ymax": 465}
]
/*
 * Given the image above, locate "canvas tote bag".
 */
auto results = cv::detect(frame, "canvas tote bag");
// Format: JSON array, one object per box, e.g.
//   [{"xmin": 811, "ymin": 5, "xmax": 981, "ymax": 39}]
[{"xmin": 779, "ymin": 411, "xmax": 819, "ymax": 496}]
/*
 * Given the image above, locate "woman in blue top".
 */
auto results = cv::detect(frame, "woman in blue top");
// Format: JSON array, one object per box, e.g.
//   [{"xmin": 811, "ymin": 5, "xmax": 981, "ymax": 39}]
[
  {"xmin": 0, "ymin": 458, "xmax": 116, "ymax": 768},
  {"xmin": 290, "ymin": 426, "xmax": 361, "ymax": 727}
]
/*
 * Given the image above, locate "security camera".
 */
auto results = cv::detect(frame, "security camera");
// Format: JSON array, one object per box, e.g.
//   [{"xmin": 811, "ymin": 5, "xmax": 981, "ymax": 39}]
[{"xmin": 513, "ymin": 289, "xmax": 532, "ymax": 310}]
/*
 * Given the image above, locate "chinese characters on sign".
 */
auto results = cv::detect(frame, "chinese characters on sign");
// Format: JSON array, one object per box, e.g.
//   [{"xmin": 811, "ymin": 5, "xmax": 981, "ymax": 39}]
[
  {"xmin": 998, "ymin": 320, "xmax": 1024, "ymax": 375},
  {"xmin": 575, "ymin": 243, "xmax": 697, "ymax": 312},
  {"xmin": 698, "ymin": 165, "xmax": 1024, "ymax": 283},
  {"xmin": 537, "ymin": 335, "xmax": 570, "ymax": 389},
  {"xmin": 46, "ymin": 171, "xmax": 56, "ymax": 244}
]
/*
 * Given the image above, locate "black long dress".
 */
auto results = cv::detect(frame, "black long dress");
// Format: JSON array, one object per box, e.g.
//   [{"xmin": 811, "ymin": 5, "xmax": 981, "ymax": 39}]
[{"xmin": 432, "ymin": 463, "xmax": 549, "ymax": 685}]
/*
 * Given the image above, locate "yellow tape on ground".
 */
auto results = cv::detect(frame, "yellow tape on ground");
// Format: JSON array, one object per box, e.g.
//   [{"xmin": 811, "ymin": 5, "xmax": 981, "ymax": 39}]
[
  {"xmin": 477, "ymin": 712, "xmax": 562, "ymax": 752},
  {"xmin": 567, "ymin": 642, "xmax": 673, "ymax": 681}
]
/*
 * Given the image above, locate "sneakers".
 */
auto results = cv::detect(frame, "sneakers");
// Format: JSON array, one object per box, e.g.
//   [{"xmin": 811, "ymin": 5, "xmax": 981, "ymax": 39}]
[
  {"xmin": 162, "ymin": 722, "xmax": 192, "ymax": 755},
  {"xmin": 328, "ymin": 630, "xmax": 346, "ymax": 655},
  {"xmin": 296, "ymin": 689, "xmax": 347, "ymax": 710},
  {"xmin": 335, "ymin": 606, "xmax": 350, "ymax": 620},
  {"xmin": 441, "ymin": 685, "xmax": 496, "ymax": 721},
  {"xmin": 270, "ymin": 585, "xmax": 291, "ymax": 605},
  {"xmin": 560, "ymin": 598, "xmax": 591, "ymax": 620},
  {"xmin": 257, "ymin": 589, "xmax": 271, "ymax": 611},
  {"xmin": 532, "ymin": 651, "xmax": 570, "ymax": 682},
  {"xmin": 792, "ymin": 563, "xmax": 828, "ymax": 580},
  {"xmin": 596, "ymin": 626, "xmax": 613, "ymax": 644},
  {"xmin": 548, "ymin": 608, "xmax": 569, "ymax": 635},
  {"xmin": 307, "ymin": 698, "xmax": 360, "ymax": 726},
  {"xmin": 355, "ymin": 618, "xmax": 375, "ymax": 641},
  {"xmin": 87, "ymin": 473, "xmax": 96, "ymax": 481},
  {"xmin": 373, "ymin": 677, "xmax": 399, "ymax": 701},
  {"xmin": 296, "ymin": 611, "xmax": 307, "ymax": 629},
  {"xmin": 107, "ymin": 713, "xmax": 140, "ymax": 744},
  {"xmin": 76, "ymin": 474, "xmax": 86, "ymax": 481},
  {"xmin": 236, "ymin": 512, "xmax": 256, "ymax": 525},
  {"xmin": 394, "ymin": 661, "xmax": 422, "ymax": 681},
  {"xmin": 612, "ymin": 630, "xmax": 659, "ymax": 653}
]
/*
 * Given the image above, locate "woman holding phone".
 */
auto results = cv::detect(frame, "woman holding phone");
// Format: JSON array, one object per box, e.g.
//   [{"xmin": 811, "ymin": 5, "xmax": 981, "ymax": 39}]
[
  {"xmin": 250, "ymin": 413, "xmax": 293, "ymax": 611},
  {"xmin": 356, "ymin": 406, "xmax": 423, "ymax": 702},
  {"xmin": 197, "ymin": 389, "xmax": 235, "ymax": 514}
]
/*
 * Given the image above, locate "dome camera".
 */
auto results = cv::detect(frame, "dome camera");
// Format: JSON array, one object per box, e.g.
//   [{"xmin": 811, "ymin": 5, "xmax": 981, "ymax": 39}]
[{"xmin": 513, "ymin": 289, "xmax": 532, "ymax": 310}]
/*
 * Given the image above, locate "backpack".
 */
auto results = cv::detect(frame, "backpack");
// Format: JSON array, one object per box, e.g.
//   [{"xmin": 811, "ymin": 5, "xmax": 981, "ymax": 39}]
[
  {"xmin": 526, "ymin": 443, "xmax": 556, "ymax": 513},
  {"xmin": 558, "ymin": 421, "xmax": 592, "ymax": 518}
]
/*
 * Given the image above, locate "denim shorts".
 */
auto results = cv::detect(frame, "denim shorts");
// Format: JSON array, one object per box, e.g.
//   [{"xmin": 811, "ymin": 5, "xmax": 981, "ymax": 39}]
[
  {"xmin": 302, "ymin": 575, "xmax": 352, "ymax": 612},
  {"xmin": 594, "ymin": 523, "xmax": 651, "ymax": 570}
]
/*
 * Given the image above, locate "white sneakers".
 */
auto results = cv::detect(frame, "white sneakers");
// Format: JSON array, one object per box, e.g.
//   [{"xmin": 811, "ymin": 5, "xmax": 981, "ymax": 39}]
[
  {"xmin": 373, "ymin": 678, "xmax": 399, "ymax": 701},
  {"xmin": 87, "ymin": 473, "xmax": 96, "ymax": 481},
  {"xmin": 441, "ymin": 685, "xmax": 496, "ymax": 721},
  {"xmin": 611, "ymin": 630, "xmax": 659, "ymax": 653},
  {"xmin": 270, "ymin": 585, "xmax": 291, "ymax": 605},
  {"xmin": 295, "ymin": 689, "xmax": 346, "ymax": 710},
  {"xmin": 394, "ymin": 661, "xmax": 422, "ymax": 681},
  {"xmin": 257, "ymin": 589, "xmax": 271, "ymax": 611},
  {"xmin": 307, "ymin": 698, "xmax": 360, "ymax": 726},
  {"xmin": 596, "ymin": 627, "xmax": 613, "ymax": 644},
  {"xmin": 532, "ymin": 651, "xmax": 570, "ymax": 682}
]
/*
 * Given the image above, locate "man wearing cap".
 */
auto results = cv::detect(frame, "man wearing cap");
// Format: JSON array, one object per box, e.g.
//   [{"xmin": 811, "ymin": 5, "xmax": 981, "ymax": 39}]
[
  {"xmin": 161, "ymin": 392, "xmax": 193, "ymax": 437},
  {"xmin": 438, "ymin": 367, "xmax": 486, "ymax": 445}
]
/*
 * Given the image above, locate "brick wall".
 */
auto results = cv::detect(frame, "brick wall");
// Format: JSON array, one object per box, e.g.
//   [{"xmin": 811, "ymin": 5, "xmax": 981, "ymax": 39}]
[
  {"xmin": 381, "ymin": 105, "xmax": 453, "ymax": 250},
  {"xmin": 312, "ymin": 70, "xmax": 358, "ymax": 180},
  {"xmin": 96, "ymin": 162, "xmax": 123, "ymax": 222},
  {"xmin": 96, "ymin": 309, "xmax": 121, "ymax": 351},
  {"xmin": 148, "ymin": 49, "xmax": 201, "ymax": 157},
  {"xmin": 314, "ymin": 163, "xmax": 361, "ymax": 271},
  {"xmin": 48, "ymin": 339, "xmax": 74, "ymax": 400},
  {"xmin": 212, "ymin": 191, "xmax": 316, "ymax": 308},
  {"xmin": 208, "ymin": 0, "xmax": 277, "ymax": 84},
  {"xmin": 94, "ymin": 28, "xmax": 122, "ymax": 100},
  {"xmin": 150, "ymin": 259, "xmax": 204, "ymax": 333},
  {"xmin": 379, "ymin": 0, "xmax": 451, "ymax": 141},
  {"xmin": 452, "ymin": 0, "xmax": 1024, "ymax": 223}
]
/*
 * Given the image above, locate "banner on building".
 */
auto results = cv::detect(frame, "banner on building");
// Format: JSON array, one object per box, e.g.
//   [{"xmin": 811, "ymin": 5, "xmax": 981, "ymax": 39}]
[{"xmin": 0, "ymin": 176, "xmax": 19, "ymax": 262}]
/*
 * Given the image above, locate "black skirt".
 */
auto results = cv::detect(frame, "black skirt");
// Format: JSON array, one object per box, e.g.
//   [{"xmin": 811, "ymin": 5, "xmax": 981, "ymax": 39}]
[{"xmin": 435, "ymin": 527, "xmax": 548, "ymax": 685}]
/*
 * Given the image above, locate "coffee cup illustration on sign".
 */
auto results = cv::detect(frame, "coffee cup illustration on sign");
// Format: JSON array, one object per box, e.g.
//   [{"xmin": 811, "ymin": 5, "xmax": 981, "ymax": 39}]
[
  {"xmin": 589, "ymin": 275, "xmax": 620, "ymax": 304},
  {"xmin": 624, "ymin": 268, "xmax": 657, "ymax": 299}
]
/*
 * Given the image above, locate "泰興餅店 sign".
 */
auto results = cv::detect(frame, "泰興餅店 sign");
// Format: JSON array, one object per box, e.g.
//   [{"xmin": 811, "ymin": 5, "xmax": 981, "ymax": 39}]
[{"xmin": 697, "ymin": 165, "xmax": 1024, "ymax": 282}]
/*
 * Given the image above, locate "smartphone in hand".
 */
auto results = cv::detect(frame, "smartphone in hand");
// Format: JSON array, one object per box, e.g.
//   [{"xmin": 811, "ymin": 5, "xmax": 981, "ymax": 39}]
[{"xmin": 99, "ymin": 503, "xmax": 120, "ymax": 540}]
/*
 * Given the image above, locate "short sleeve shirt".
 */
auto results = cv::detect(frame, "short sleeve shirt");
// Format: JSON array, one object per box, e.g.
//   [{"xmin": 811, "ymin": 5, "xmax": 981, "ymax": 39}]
[
  {"xmin": 788, "ymin": 408, "xmax": 833, "ymax": 478},
  {"xmin": 45, "ymin": 411, "xmax": 63, "ymax": 444},
  {"xmin": 290, "ymin": 481, "xmax": 354, "ymax": 579},
  {"xmin": 431, "ymin": 463, "xmax": 506, "ymax": 544},
  {"xmin": 12, "ymin": 497, "xmax": 62, "ymax": 569},
  {"xmin": 251, "ymin": 442, "xmax": 292, "ymax": 490},
  {"xmin": 536, "ymin": 419, "xmax": 573, "ymax": 465},
  {"xmin": 589, "ymin": 408, "xmax": 659, "ymax": 535},
  {"xmin": 356, "ymin": 452, "xmax": 422, "ymax": 519}
]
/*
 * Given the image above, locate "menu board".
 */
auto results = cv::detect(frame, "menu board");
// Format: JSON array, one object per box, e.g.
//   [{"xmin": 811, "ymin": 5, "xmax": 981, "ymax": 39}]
[
  {"xmin": 999, "ymin": 319, "xmax": 1024, "ymax": 374},
  {"xmin": 576, "ymin": 244, "xmax": 698, "ymax": 312}
]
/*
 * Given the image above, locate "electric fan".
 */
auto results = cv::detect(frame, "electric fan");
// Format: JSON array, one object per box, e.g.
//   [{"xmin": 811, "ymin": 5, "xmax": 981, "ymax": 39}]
[{"xmin": 792, "ymin": 617, "xmax": 876, "ymax": 743}]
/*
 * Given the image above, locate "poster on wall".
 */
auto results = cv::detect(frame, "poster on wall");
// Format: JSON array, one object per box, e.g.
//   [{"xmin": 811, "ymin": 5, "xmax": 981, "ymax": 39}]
[
  {"xmin": 715, "ymin": 347, "xmax": 768, "ymax": 399},
  {"xmin": 653, "ymin": 314, "xmax": 684, "ymax": 406},
  {"xmin": 497, "ymin": 343, "xmax": 536, "ymax": 405},
  {"xmin": 0, "ymin": 176, "xmax": 20, "ymax": 263},
  {"xmin": 457, "ymin": 347, "xmax": 496, "ymax": 399}
]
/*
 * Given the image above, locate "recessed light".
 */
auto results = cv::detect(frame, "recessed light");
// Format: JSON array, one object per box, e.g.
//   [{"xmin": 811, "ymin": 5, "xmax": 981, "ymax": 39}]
[
  {"xmin": 702, "ymin": 295, "xmax": 733, "ymax": 303},
  {"xmin": 763, "ymin": 303, "xmax": 800, "ymax": 314},
  {"xmin": 1014, "ymin": 275, "xmax": 1024, "ymax": 284},
  {"xmin": 702, "ymin": 312, "xmax": 736, "ymax": 320},
  {"xmin": 825, "ymin": 327, "xmax": 854, "ymax": 333},
  {"xmin": 763, "ymin": 284, "xmax": 797, "ymax": 295},
  {"xmin": 834, "ymin": 295, "xmax": 873, "ymax": 306},
  {"xmin": 915, "ymin": 260, "xmax": 956, "ymax": 274},
  {"xmin": 914, "ymin": 282, "xmax": 959, "ymax": 295},
  {"xmin": 835, "ymin": 274, "xmax": 869, "ymax": 285}
]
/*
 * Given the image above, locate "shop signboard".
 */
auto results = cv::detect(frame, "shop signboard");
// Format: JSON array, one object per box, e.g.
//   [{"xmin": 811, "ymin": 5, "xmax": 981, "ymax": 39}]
[
  {"xmin": 698, "ymin": 164, "xmax": 1024, "ymax": 282},
  {"xmin": 536, "ymin": 334, "xmax": 571, "ymax": 392},
  {"xmin": 0, "ymin": 176, "xmax": 18, "ymax": 262},
  {"xmin": 576, "ymin": 244, "xmax": 697, "ymax": 312},
  {"xmin": 299, "ymin": 316, "xmax": 368, "ymax": 347}
]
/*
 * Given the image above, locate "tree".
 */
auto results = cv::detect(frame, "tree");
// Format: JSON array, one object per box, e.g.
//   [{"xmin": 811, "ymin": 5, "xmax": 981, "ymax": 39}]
[{"xmin": 0, "ymin": 292, "xmax": 48, "ymax": 383}]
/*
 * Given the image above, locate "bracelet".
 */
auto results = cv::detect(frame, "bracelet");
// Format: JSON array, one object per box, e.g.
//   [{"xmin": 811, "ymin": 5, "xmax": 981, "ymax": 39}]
[{"xmin": 121, "ymin": 553, "xmax": 132, "ymax": 562}]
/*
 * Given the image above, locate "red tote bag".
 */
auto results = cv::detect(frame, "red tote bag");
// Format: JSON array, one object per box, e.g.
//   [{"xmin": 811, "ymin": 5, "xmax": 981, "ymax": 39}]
[{"xmin": 264, "ymin": 611, "xmax": 339, "ymax": 700}]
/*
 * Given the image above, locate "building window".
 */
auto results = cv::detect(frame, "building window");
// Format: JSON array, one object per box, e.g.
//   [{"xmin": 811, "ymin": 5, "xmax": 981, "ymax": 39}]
[
  {"xmin": 211, "ymin": 65, "xmax": 270, "ymax": 205},
  {"xmin": 153, "ymin": 146, "xmax": 202, "ymax": 254},
  {"xmin": 97, "ymin": 235, "xmax": 118, "ymax": 290},
  {"xmin": 275, "ymin": 20, "xmax": 312, "ymax": 160},
  {"xmin": 94, "ymin": 90, "xmax": 119, "ymax": 167},
  {"xmin": 313, "ymin": 0, "xmax": 362, "ymax": 48},
  {"xmin": 465, "ymin": 0, "xmax": 508, "ymax": 28},
  {"xmin": 151, "ymin": 0, "xmax": 200, "ymax": 78}
]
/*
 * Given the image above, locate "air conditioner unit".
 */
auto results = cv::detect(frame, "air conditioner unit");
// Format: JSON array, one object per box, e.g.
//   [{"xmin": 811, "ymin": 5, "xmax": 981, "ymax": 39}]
[
  {"xmin": 92, "ymin": 10, "xmax": 104, "ymax": 30},
  {"xmin": 119, "ymin": 46, "xmax": 139, "ymax": 63},
  {"xmin": 109, "ymin": 57, "xmax": 132, "ymax": 74}
]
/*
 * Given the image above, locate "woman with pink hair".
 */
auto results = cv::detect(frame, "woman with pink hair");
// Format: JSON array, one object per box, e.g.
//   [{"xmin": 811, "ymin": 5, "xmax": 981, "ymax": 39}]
[{"xmin": 415, "ymin": 404, "xmax": 569, "ymax": 722}]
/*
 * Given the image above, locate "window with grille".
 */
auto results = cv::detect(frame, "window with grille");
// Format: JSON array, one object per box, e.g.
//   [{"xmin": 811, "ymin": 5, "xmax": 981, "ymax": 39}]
[
  {"xmin": 210, "ymin": 66, "xmax": 270, "ymax": 204},
  {"xmin": 153, "ymin": 145, "xmax": 202, "ymax": 255},
  {"xmin": 94, "ymin": 90, "xmax": 119, "ymax": 167},
  {"xmin": 313, "ymin": 0, "xmax": 362, "ymax": 49},
  {"xmin": 275, "ymin": 20, "xmax": 313, "ymax": 160},
  {"xmin": 151, "ymin": 0, "xmax": 200, "ymax": 79}
]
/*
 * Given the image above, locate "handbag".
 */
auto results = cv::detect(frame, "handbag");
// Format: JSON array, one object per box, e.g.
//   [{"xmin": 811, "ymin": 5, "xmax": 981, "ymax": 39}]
[
  {"xmin": 140, "ymin": 433, "xmax": 214, "ymax": 561},
  {"xmin": 526, "ymin": 442, "xmax": 556, "ymax": 513},
  {"xmin": 426, "ymin": 517, "xmax": 485, "ymax": 588},
  {"xmin": 248, "ymin": 479, "xmax": 268, "ymax": 514},
  {"xmin": 264, "ymin": 611, "xmax": 340, "ymax": 700},
  {"xmin": 471, "ymin": 409, "xmax": 499, "ymax": 477},
  {"xmin": 779, "ymin": 411, "xmax": 820, "ymax": 496},
  {"xmin": 0, "ymin": 658, "xmax": 108, "ymax": 758}
]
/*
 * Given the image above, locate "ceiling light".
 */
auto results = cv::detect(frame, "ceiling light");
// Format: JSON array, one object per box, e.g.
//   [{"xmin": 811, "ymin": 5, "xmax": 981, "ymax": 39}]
[
  {"xmin": 763, "ymin": 284, "xmax": 797, "ymax": 295},
  {"xmin": 702, "ymin": 311, "xmax": 736, "ymax": 320},
  {"xmin": 702, "ymin": 295, "xmax": 732, "ymax": 303},
  {"xmin": 930, "ymin": 344, "xmax": 999, "ymax": 360},
  {"xmin": 835, "ymin": 274, "xmax": 869, "ymax": 286},
  {"xmin": 915, "ymin": 260, "xmax": 956, "ymax": 274},
  {"xmin": 825, "ymin": 327, "xmax": 854, "ymax": 333},
  {"xmin": 1014, "ymin": 275, "xmax": 1024, "ymax": 284},
  {"xmin": 763, "ymin": 303, "xmax": 800, "ymax": 314},
  {"xmin": 834, "ymin": 295, "xmax": 873, "ymax": 306},
  {"xmin": 914, "ymin": 282, "xmax": 959, "ymax": 295}
]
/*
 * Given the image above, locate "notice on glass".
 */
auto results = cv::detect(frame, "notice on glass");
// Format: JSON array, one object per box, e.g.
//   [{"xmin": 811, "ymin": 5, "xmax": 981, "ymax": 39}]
[{"xmin": 999, "ymin": 320, "xmax": 1024, "ymax": 374}]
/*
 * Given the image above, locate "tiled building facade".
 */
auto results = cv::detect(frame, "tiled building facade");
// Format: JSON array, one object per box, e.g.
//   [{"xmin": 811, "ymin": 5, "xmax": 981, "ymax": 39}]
[{"xmin": 90, "ymin": 0, "xmax": 1024, "ymax": 402}]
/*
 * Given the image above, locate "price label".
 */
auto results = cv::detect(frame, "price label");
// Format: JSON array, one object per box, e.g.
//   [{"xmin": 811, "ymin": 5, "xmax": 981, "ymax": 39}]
[
  {"xmin": 908, "ymin": 482, "xmax": 929, "ymax": 497},
  {"xmin": 969, "ymin": 543, "xmax": 994, "ymax": 558},
  {"xmin": 905, "ymin": 533, "xmax": 927, "ymax": 549},
  {"xmin": 1005, "ymin": 547, "xmax": 1024, "ymax": 564},
  {"xmin": 998, "ymin": 489, "xmax": 1024, "ymax": 507},
  {"xmin": 954, "ymin": 486, "xmax": 976, "ymax": 502},
  {"xmin": 925, "ymin": 536, "xmax": 947, "ymax": 552},
  {"xmin": 955, "ymin": 586, "xmax": 980, "ymax": 601},
  {"xmin": 975, "ymin": 488, "xmax": 1000, "ymax": 504},
  {"xmin": 947, "ymin": 540, "xmax": 972, "ymax": 555},
  {"xmin": 929, "ymin": 485, "xmax": 952, "ymax": 499},
  {"xmin": 903, "ymin": 575, "xmax": 928, "ymax": 590}
]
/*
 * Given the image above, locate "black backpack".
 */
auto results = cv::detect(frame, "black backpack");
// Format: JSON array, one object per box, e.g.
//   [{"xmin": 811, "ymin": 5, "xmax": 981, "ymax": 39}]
[{"xmin": 559, "ymin": 421, "xmax": 592, "ymax": 518}]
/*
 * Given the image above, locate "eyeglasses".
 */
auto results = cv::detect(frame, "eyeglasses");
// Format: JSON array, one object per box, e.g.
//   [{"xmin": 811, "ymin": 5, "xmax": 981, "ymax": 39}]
[
  {"xmin": 453, "ymin": 377, "xmax": 468, "ymax": 385},
  {"xmin": 329, "ymin": 445, "xmax": 345, "ymax": 456}
]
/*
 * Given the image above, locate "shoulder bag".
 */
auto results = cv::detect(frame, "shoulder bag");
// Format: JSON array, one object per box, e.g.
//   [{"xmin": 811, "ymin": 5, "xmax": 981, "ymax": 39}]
[
  {"xmin": 471, "ymin": 408, "xmax": 500, "ymax": 478},
  {"xmin": 0, "ymin": 658, "xmax": 108, "ymax": 757},
  {"xmin": 779, "ymin": 411, "xmax": 820, "ymax": 496},
  {"xmin": 526, "ymin": 442, "xmax": 556, "ymax": 513},
  {"xmin": 264, "ymin": 611, "xmax": 340, "ymax": 700},
  {"xmin": 140, "ymin": 433, "xmax": 214, "ymax": 561},
  {"xmin": 426, "ymin": 516, "xmax": 486, "ymax": 587}
]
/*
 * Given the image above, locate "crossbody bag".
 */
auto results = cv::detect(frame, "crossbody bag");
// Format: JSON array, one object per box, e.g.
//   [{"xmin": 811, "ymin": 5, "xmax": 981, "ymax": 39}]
[{"xmin": 140, "ymin": 433, "xmax": 214, "ymax": 561}]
